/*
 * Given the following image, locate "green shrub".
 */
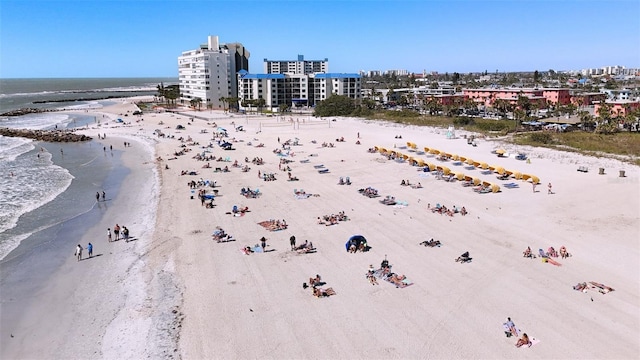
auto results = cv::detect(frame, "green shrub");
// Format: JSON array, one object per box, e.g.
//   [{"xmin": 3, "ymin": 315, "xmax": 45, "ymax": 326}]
[
  {"xmin": 529, "ymin": 132, "xmax": 553, "ymax": 144},
  {"xmin": 453, "ymin": 116, "xmax": 475, "ymax": 126}
]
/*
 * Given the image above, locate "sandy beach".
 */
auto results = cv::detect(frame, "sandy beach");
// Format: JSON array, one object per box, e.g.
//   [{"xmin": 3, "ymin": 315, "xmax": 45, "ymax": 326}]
[{"xmin": 1, "ymin": 98, "xmax": 638, "ymax": 359}]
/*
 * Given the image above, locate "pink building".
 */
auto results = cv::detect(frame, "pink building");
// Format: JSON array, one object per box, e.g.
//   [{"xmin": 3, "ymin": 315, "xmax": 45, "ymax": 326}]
[
  {"xmin": 594, "ymin": 100, "xmax": 640, "ymax": 117},
  {"xmin": 571, "ymin": 92, "xmax": 607, "ymax": 106},
  {"xmin": 463, "ymin": 88, "xmax": 571, "ymax": 107}
]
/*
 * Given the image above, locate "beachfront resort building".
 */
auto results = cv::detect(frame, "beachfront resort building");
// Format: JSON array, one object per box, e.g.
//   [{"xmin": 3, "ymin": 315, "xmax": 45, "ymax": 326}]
[
  {"xmin": 178, "ymin": 35, "xmax": 250, "ymax": 109},
  {"xmin": 463, "ymin": 88, "xmax": 571, "ymax": 107},
  {"xmin": 238, "ymin": 71, "xmax": 361, "ymax": 111},
  {"xmin": 264, "ymin": 55, "xmax": 328, "ymax": 75}
]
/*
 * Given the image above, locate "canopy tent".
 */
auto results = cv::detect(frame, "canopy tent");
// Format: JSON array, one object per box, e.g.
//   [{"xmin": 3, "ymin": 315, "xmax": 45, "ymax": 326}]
[{"xmin": 345, "ymin": 235, "xmax": 368, "ymax": 252}]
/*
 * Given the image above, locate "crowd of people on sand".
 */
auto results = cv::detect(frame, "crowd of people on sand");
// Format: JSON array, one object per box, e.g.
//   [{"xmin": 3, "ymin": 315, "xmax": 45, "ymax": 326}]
[
  {"xmin": 303, "ymin": 274, "xmax": 336, "ymax": 298},
  {"xmin": 292, "ymin": 238, "xmax": 316, "ymax": 253},
  {"xmin": 502, "ymin": 317, "xmax": 535, "ymax": 347},
  {"xmin": 248, "ymin": 157, "xmax": 264, "ymax": 165},
  {"xmin": 258, "ymin": 219, "xmax": 288, "ymax": 231},
  {"xmin": 373, "ymin": 257, "xmax": 411, "ymax": 288},
  {"xmin": 419, "ymin": 239, "xmax": 442, "ymax": 247},
  {"xmin": 212, "ymin": 227, "xmax": 234, "ymax": 243},
  {"xmin": 428, "ymin": 203, "xmax": 467, "ymax": 216},
  {"xmin": 400, "ymin": 179, "xmax": 422, "ymax": 188},
  {"xmin": 523, "ymin": 245, "xmax": 571, "ymax": 259},
  {"xmin": 573, "ymin": 281, "xmax": 614, "ymax": 294},
  {"xmin": 358, "ymin": 187, "xmax": 379, "ymax": 198},
  {"xmin": 74, "ymin": 242, "xmax": 93, "ymax": 261},
  {"xmin": 241, "ymin": 187, "xmax": 260, "ymax": 198},
  {"xmin": 258, "ymin": 171, "xmax": 277, "ymax": 181},
  {"xmin": 317, "ymin": 211, "xmax": 349, "ymax": 225}
]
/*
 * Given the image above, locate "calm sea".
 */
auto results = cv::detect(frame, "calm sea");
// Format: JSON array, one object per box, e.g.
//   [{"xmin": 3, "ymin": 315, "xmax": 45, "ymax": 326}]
[{"xmin": 0, "ymin": 77, "xmax": 175, "ymax": 260}]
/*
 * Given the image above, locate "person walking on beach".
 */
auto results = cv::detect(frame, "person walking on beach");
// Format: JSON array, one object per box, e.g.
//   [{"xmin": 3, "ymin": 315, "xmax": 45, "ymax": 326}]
[
  {"xmin": 96, "ymin": 192, "xmax": 100, "ymax": 202},
  {"xmin": 260, "ymin": 236, "xmax": 267, "ymax": 252},
  {"xmin": 123, "ymin": 226, "xmax": 130, "ymax": 242},
  {"xmin": 75, "ymin": 244, "xmax": 83, "ymax": 261},
  {"xmin": 107, "ymin": 228, "xmax": 112, "ymax": 242},
  {"xmin": 102, "ymin": 191, "xmax": 106, "ymax": 201},
  {"xmin": 547, "ymin": 182, "xmax": 553, "ymax": 194},
  {"xmin": 532, "ymin": 182, "xmax": 536, "ymax": 193},
  {"xmin": 114, "ymin": 224, "xmax": 120, "ymax": 241},
  {"xmin": 87, "ymin": 242, "xmax": 93, "ymax": 258},
  {"xmin": 290, "ymin": 235, "xmax": 296, "ymax": 250}
]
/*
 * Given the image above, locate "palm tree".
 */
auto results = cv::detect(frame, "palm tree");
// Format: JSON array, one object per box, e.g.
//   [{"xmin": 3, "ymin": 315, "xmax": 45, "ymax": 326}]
[
  {"xmin": 156, "ymin": 82, "xmax": 165, "ymax": 103},
  {"xmin": 219, "ymin": 97, "xmax": 228, "ymax": 113}
]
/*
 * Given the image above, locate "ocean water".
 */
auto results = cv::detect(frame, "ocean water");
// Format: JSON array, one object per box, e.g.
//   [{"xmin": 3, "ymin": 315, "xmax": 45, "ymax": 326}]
[
  {"xmin": 0, "ymin": 77, "xmax": 173, "ymax": 260},
  {"xmin": 0, "ymin": 77, "xmax": 176, "ymax": 113}
]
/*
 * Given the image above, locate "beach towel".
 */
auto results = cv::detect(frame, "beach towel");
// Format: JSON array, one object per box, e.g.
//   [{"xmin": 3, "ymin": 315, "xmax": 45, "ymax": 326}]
[{"xmin": 520, "ymin": 338, "xmax": 540, "ymax": 348}]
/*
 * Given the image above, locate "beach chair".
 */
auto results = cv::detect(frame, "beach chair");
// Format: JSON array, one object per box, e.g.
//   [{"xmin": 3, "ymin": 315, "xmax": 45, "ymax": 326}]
[
  {"xmin": 313, "ymin": 164, "xmax": 325, "ymax": 169},
  {"xmin": 318, "ymin": 169, "xmax": 330, "ymax": 174}
]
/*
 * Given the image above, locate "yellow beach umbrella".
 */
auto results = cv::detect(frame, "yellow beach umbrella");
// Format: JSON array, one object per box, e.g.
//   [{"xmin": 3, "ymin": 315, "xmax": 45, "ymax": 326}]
[
  {"xmin": 491, "ymin": 184, "xmax": 501, "ymax": 193},
  {"xmin": 452, "ymin": 154, "xmax": 460, "ymax": 161},
  {"xmin": 466, "ymin": 158, "xmax": 475, "ymax": 165},
  {"xmin": 454, "ymin": 172, "xmax": 465, "ymax": 180},
  {"xmin": 424, "ymin": 147, "xmax": 430, "ymax": 153},
  {"xmin": 494, "ymin": 166, "xmax": 505, "ymax": 175},
  {"xmin": 530, "ymin": 175, "xmax": 540, "ymax": 184},
  {"xmin": 513, "ymin": 172, "xmax": 522, "ymax": 180},
  {"xmin": 495, "ymin": 149, "xmax": 506, "ymax": 155}
]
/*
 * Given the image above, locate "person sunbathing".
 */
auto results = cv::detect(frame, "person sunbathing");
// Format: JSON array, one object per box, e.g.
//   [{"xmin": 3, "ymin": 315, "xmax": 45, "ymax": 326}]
[
  {"xmin": 313, "ymin": 287, "xmax": 336, "ymax": 297},
  {"xmin": 389, "ymin": 274, "xmax": 408, "ymax": 287},
  {"xmin": 309, "ymin": 274, "xmax": 322, "ymax": 287},
  {"xmin": 455, "ymin": 251, "xmax": 471, "ymax": 262},
  {"xmin": 547, "ymin": 246, "xmax": 558, "ymax": 258},
  {"xmin": 523, "ymin": 247, "xmax": 533, "ymax": 258},
  {"xmin": 573, "ymin": 282, "xmax": 588, "ymax": 291},
  {"xmin": 366, "ymin": 270, "xmax": 378, "ymax": 285},
  {"xmin": 560, "ymin": 246, "xmax": 570, "ymax": 259},
  {"xmin": 515, "ymin": 333, "xmax": 531, "ymax": 348}
]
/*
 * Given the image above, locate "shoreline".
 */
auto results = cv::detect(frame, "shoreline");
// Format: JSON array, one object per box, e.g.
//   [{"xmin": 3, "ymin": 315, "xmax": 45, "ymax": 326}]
[
  {"xmin": 0, "ymin": 131, "xmax": 167, "ymax": 358},
  {"xmin": 1, "ymin": 99, "xmax": 638, "ymax": 359}
]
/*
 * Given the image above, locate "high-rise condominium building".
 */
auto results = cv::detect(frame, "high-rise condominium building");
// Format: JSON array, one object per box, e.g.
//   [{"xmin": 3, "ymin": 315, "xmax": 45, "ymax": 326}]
[
  {"xmin": 264, "ymin": 55, "xmax": 328, "ymax": 75},
  {"xmin": 178, "ymin": 35, "xmax": 250, "ymax": 109}
]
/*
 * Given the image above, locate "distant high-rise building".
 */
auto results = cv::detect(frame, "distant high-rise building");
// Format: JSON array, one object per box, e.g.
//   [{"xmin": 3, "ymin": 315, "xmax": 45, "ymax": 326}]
[
  {"xmin": 178, "ymin": 35, "xmax": 250, "ymax": 109},
  {"xmin": 264, "ymin": 55, "xmax": 328, "ymax": 75}
]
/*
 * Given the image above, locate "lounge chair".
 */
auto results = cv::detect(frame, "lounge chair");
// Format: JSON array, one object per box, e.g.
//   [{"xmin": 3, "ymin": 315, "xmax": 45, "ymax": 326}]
[{"xmin": 318, "ymin": 168, "xmax": 330, "ymax": 174}]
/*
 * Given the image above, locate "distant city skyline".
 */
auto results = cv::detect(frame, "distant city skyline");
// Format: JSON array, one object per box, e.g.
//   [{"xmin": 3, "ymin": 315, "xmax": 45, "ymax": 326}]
[{"xmin": 1, "ymin": 0, "xmax": 639, "ymax": 78}]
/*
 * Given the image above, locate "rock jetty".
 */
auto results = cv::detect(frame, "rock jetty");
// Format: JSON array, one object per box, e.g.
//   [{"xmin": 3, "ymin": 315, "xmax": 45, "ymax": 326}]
[
  {"xmin": 0, "ymin": 128, "xmax": 92, "ymax": 142},
  {"xmin": 0, "ymin": 108, "xmax": 48, "ymax": 117}
]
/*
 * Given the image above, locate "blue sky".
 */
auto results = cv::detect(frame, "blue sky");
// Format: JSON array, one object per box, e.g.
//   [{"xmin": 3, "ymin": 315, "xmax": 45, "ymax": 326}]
[{"xmin": 1, "ymin": 0, "xmax": 638, "ymax": 78}]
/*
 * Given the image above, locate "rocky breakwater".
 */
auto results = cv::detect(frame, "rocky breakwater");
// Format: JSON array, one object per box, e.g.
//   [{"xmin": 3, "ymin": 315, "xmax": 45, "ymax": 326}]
[
  {"xmin": 0, "ymin": 128, "xmax": 92, "ymax": 142},
  {"xmin": 1, "ymin": 108, "xmax": 48, "ymax": 117}
]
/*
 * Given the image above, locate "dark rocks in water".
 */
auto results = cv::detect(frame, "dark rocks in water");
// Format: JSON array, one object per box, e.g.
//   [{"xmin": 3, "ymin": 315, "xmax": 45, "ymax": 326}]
[
  {"xmin": 0, "ymin": 128, "xmax": 92, "ymax": 142},
  {"xmin": 0, "ymin": 108, "xmax": 49, "ymax": 117}
]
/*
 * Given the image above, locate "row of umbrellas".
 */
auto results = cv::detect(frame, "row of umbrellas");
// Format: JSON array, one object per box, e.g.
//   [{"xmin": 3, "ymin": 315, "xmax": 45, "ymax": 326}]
[{"xmin": 375, "ymin": 145, "xmax": 541, "ymax": 188}]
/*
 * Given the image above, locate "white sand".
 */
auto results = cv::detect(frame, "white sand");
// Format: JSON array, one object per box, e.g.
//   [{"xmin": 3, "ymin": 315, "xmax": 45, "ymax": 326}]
[{"xmin": 5, "ymin": 98, "xmax": 639, "ymax": 359}]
